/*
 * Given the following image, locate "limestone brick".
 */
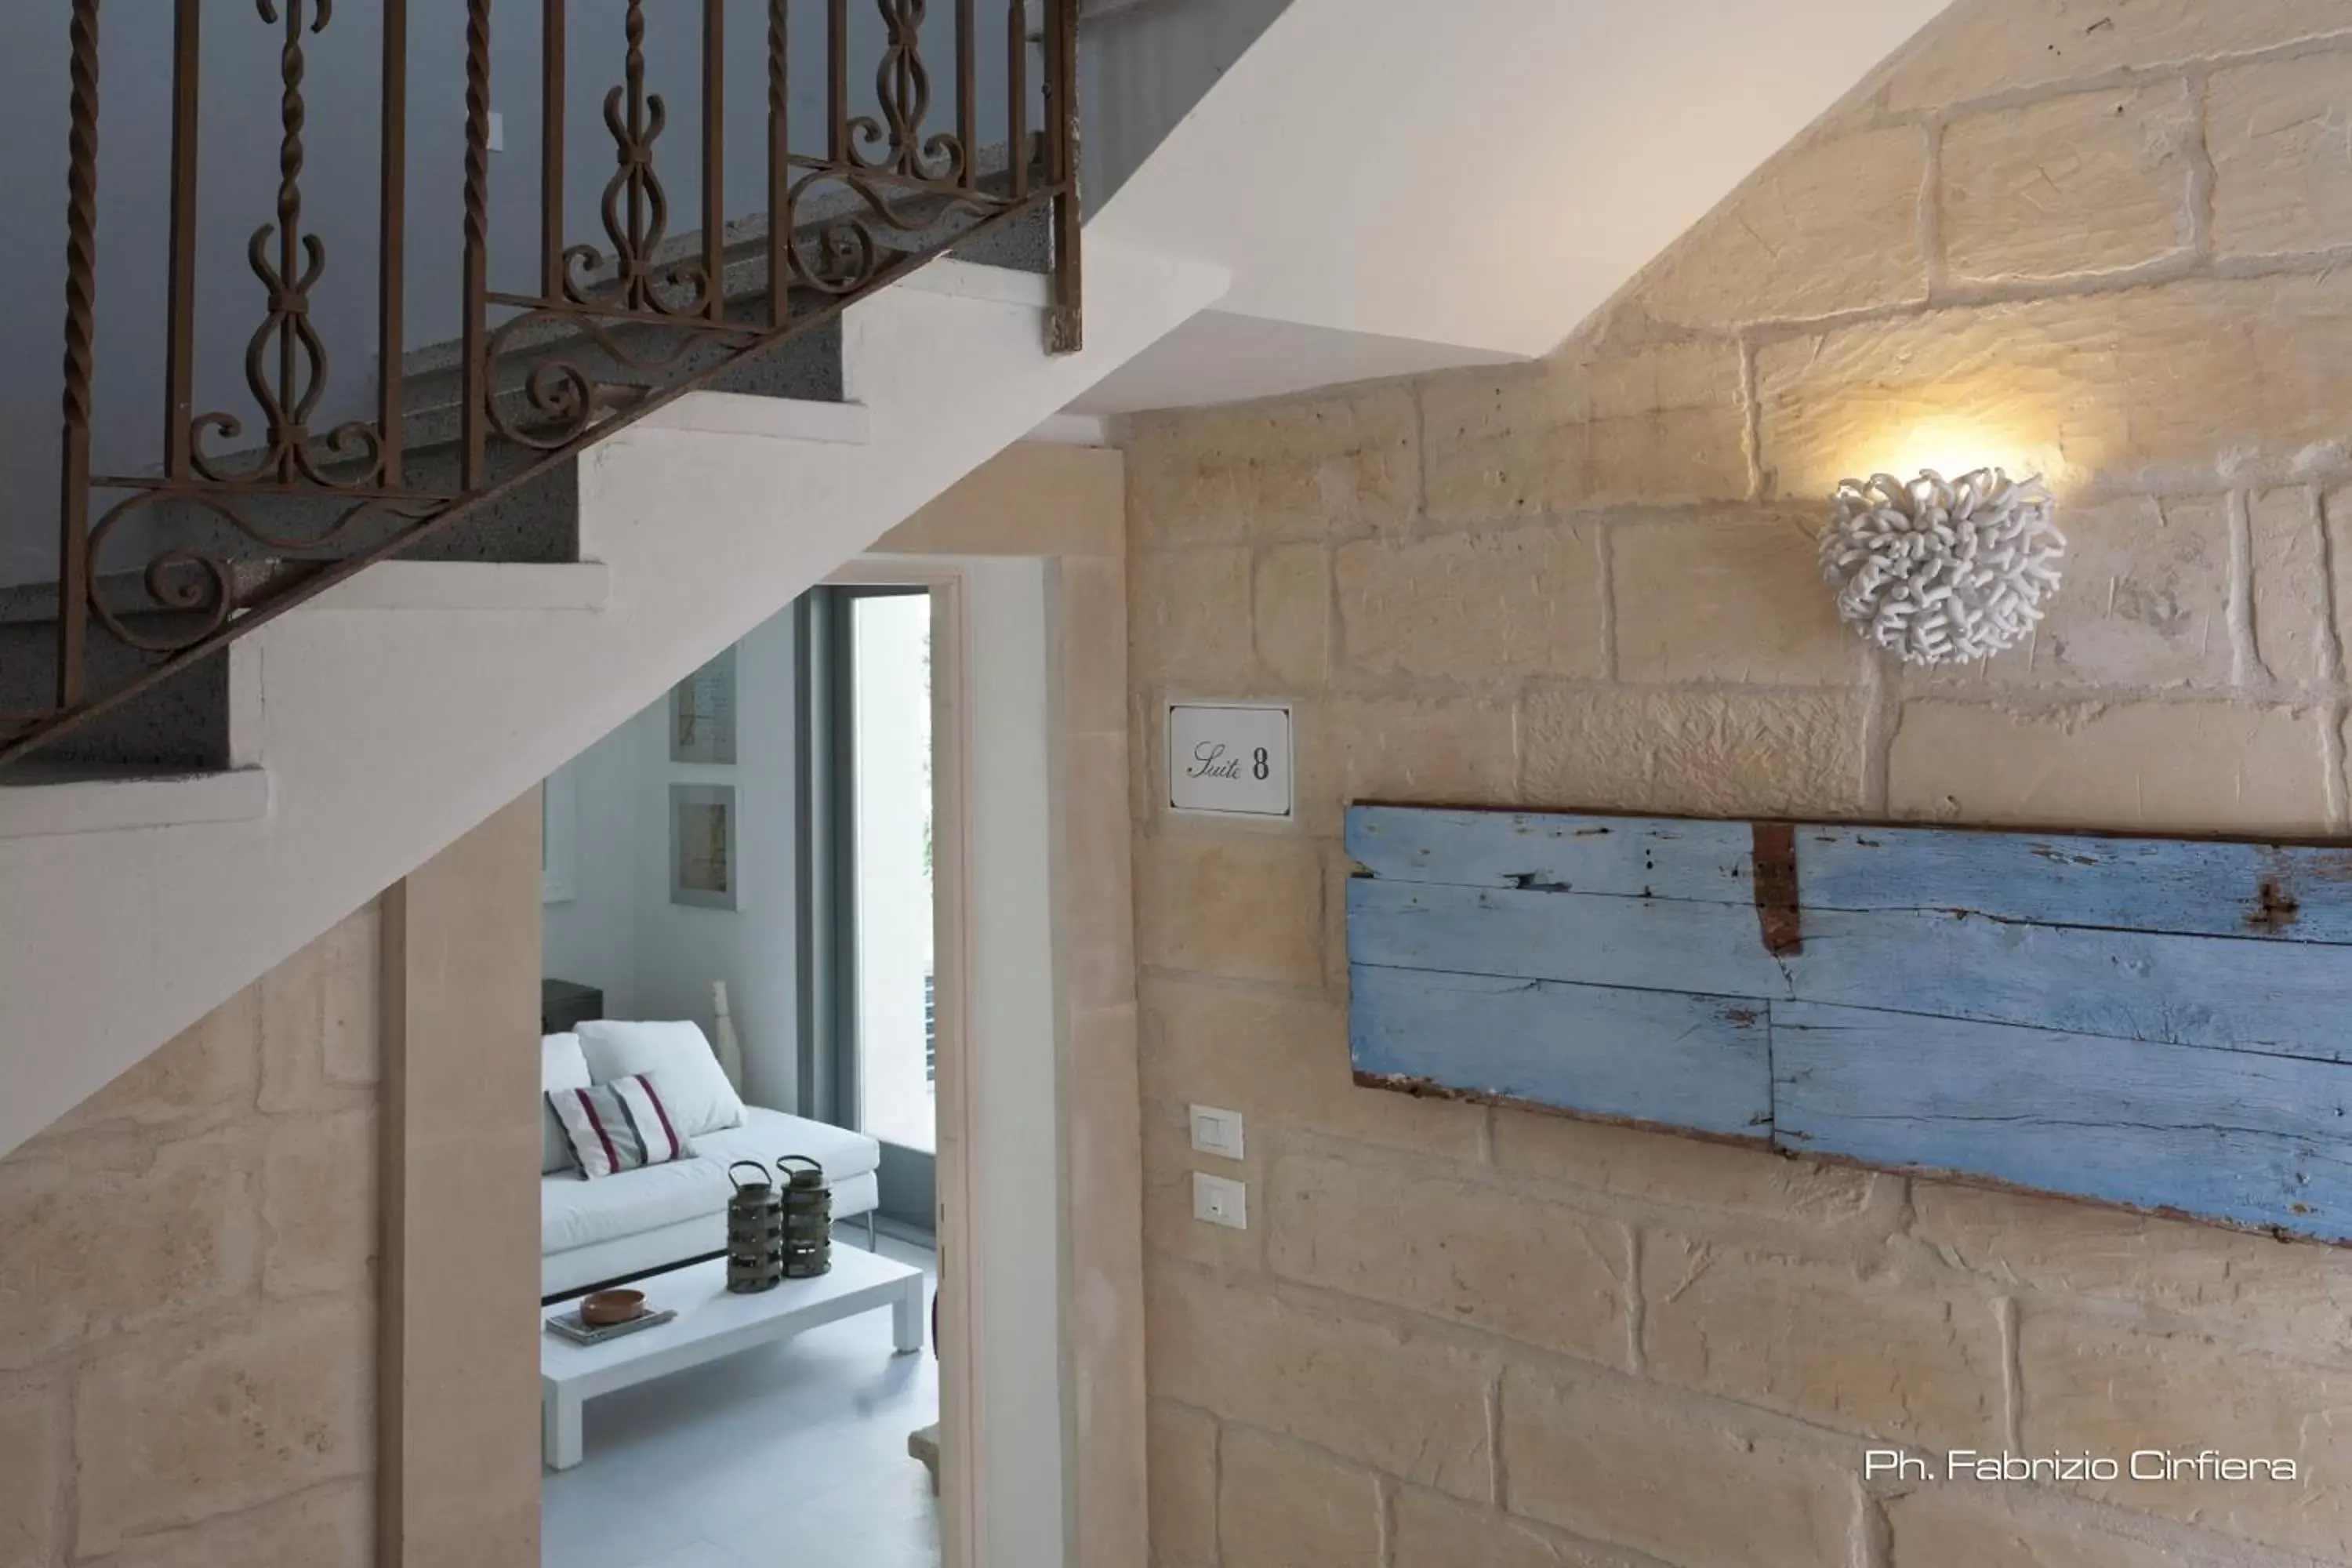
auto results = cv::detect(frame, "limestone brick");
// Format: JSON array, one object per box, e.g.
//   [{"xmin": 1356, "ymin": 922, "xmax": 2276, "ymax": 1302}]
[
  {"xmin": 74, "ymin": 1299, "xmax": 373, "ymax": 1553},
  {"xmin": 1392, "ymin": 1488, "xmax": 1637, "ymax": 1568},
  {"xmin": 1611, "ymin": 511, "xmax": 1861, "ymax": 685},
  {"xmin": 1628, "ymin": 127, "xmax": 1926, "ymax": 328},
  {"xmin": 1501, "ymin": 1367, "xmax": 1856, "ymax": 1568},
  {"xmin": 1147, "ymin": 1400, "xmax": 1217, "ymax": 1568},
  {"xmin": 1145, "ymin": 1260, "xmax": 1494, "ymax": 1499},
  {"xmin": 1875, "ymin": 0, "xmax": 2352, "ymax": 114},
  {"xmin": 2321, "ymin": 488, "xmax": 2352, "ymax": 678},
  {"xmin": 111, "ymin": 1483, "xmax": 371, "ymax": 1568},
  {"xmin": 1129, "ymin": 385, "xmax": 1420, "ymax": 546},
  {"xmin": 2018, "ymin": 1313, "xmax": 2351, "ymax": 1557},
  {"xmin": 0, "ymin": 1134, "xmax": 258, "ymax": 1372},
  {"xmin": 1885, "ymin": 1486, "xmax": 2249, "ymax": 1568},
  {"xmin": 1254, "ymin": 543, "xmax": 1330, "ymax": 688},
  {"xmin": 2249, "ymin": 488, "xmax": 2333, "ymax": 687},
  {"xmin": 1886, "ymin": 699, "xmax": 2329, "ymax": 832},
  {"xmin": 262, "ymin": 1109, "xmax": 377, "ymax": 1298},
  {"xmin": 0, "ymin": 1374, "xmax": 61, "ymax": 1568},
  {"xmin": 1218, "ymin": 1427, "xmax": 1381, "ymax": 1568},
  {"xmin": 1642, "ymin": 1235, "xmax": 2005, "ymax": 1446},
  {"xmin": 2209, "ymin": 50, "xmax": 2352, "ymax": 256},
  {"xmin": 1422, "ymin": 344, "xmax": 1747, "ymax": 522},
  {"xmin": 1419, "ymin": 365, "xmax": 1573, "ymax": 523},
  {"xmin": 1132, "ymin": 548, "xmax": 1258, "ymax": 686},
  {"xmin": 1927, "ymin": 494, "xmax": 2233, "ymax": 690},
  {"xmin": 1576, "ymin": 394, "xmax": 1751, "ymax": 511},
  {"xmin": 1912, "ymin": 1181, "xmax": 2352, "ymax": 1353},
  {"xmin": 1134, "ymin": 833, "xmax": 1325, "ymax": 985},
  {"xmin": 1492, "ymin": 1112, "xmax": 1877, "ymax": 1225},
  {"xmin": 1756, "ymin": 277, "xmax": 2352, "ymax": 502},
  {"xmin": 1522, "ymin": 687, "xmax": 1868, "ymax": 817},
  {"xmin": 1268, "ymin": 1151, "xmax": 1628, "ymax": 1363},
  {"xmin": 1291, "ymin": 694, "xmax": 1517, "ymax": 838},
  {"xmin": 1336, "ymin": 525, "xmax": 1606, "ymax": 681},
  {"xmin": 1940, "ymin": 85, "xmax": 2194, "ymax": 283}
]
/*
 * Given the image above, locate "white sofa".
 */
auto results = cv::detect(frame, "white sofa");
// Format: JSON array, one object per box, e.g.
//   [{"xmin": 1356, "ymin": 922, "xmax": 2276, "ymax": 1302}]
[
  {"xmin": 539, "ymin": 1020, "xmax": 884, "ymax": 1298},
  {"xmin": 542, "ymin": 1106, "xmax": 883, "ymax": 1297}
]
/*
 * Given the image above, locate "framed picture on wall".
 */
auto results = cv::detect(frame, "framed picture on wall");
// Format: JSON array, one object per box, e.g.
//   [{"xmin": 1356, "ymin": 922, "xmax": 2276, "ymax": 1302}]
[
  {"xmin": 670, "ymin": 783, "xmax": 742, "ymax": 910},
  {"xmin": 671, "ymin": 647, "xmax": 739, "ymax": 764}
]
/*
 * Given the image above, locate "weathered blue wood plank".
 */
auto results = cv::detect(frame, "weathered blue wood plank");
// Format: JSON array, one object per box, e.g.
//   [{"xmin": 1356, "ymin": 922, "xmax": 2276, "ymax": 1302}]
[
  {"xmin": 1773, "ymin": 1000, "xmax": 2352, "ymax": 1242},
  {"xmin": 1351, "ymin": 805, "xmax": 2352, "ymax": 945},
  {"xmin": 1792, "ymin": 909, "xmax": 2352, "ymax": 1064},
  {"xmin": 1346, "ymin": 877, "xmax": 1791, "ymax": 1000},
  {"xmin": 1348, "ymin": 806, "xmax": 1755, "ymax": 902},
  {"xmin": 1799, "ymin": 826, "xmax": 2352, "ymax": 944},
  {"xmin": 1351, "ymin": 964, "xmax": 1772, "ymax": 1138},
  {"xmin": 1344, "ymin": 804, "xmax": 2352, "ymax": 1243}
]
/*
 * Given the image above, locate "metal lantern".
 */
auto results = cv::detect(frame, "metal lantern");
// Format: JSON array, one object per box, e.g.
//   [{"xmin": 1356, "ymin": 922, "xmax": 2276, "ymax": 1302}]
[
  {"xmin": 725, "ymin": 1160, "xmax": 785, "ymax": 1294},
  {"xmin": 778, "ymin": 1155, "xmax": 833, "ymax": 1279}
]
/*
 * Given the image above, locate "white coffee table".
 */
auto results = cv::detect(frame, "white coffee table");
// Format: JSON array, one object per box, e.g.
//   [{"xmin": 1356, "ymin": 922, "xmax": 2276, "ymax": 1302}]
[{"xmin": 539, "ymin": 1247, "xmax": 927, "ymax": 1470}]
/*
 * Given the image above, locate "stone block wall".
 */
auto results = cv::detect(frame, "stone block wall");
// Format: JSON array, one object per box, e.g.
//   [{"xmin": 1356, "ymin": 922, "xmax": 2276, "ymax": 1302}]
[
  {"xmin": 0, "ymin": 908, "xmax": 380, "ymax": 1568},
  {"xmin": 1129, "ymin": 4, "xmax": 2352, "ymax": 1563}
]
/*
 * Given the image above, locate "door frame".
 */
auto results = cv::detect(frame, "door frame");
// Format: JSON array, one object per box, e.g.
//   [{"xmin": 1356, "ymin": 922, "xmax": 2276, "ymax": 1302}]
[
  {"xmin": 824, "ymin": 559, "xmax": 996, "ymax": 1568},
  {"xmin": 386, "ymin": 447, "xmax": 1140, "ymax": 1568}
]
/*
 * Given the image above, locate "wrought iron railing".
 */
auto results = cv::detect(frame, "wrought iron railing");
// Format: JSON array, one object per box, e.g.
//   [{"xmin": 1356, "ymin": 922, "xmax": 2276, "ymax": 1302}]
[{"xmin": 2, "ymin": 0, "xmax": 1080, "ymax": 771}]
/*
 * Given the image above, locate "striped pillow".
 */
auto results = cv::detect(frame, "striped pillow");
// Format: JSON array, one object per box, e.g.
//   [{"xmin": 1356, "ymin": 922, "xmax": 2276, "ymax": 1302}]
[{"xmin": 550, "ymin": 1073, "xmax": 693, "ymax": 1179}]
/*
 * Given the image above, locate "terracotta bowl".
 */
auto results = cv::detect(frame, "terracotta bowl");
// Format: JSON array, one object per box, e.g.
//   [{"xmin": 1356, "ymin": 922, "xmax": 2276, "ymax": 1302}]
[{"xmin": 580, "ymin": 1288, "xmax": 646, "ymax": 1327}]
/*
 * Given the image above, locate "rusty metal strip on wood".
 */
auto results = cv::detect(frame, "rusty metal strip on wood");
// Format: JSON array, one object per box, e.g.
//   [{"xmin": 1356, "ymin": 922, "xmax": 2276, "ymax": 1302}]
[{"xmin": 1751, "ymin": 821, "xmax": 1802, "ymax": 956}]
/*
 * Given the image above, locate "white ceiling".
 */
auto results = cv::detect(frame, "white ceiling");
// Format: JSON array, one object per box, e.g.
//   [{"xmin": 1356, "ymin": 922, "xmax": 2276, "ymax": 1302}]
[{"xmin": 1078, "ymin": 0, "xmax": 1953, "ymax": 415}]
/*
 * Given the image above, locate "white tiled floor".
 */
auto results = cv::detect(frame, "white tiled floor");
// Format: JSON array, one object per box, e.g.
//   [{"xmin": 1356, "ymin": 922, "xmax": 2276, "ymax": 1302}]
[{"xmin": 542, "ymin": 1236, "xmax": 942, "ymax": 1568}]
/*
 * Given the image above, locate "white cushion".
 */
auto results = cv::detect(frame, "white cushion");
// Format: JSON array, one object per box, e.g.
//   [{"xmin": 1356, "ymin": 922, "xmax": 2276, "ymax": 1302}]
[
  {"xmin": 542, "ymin": 1033, "xmax": 591, "ymax": 1174},
  {"xmin": 694, "ymin": 1108, "xmax": 884, "ymax": 1183},
  {"xmin": 550, "ymin": 1073, "xmax": 697, "ymax": 1178},
  {"xmin": 577, "ymin": 1018, "xmax": 747, "ymax": 1137},
  {"xmin": 539, "ymin": 1107, "xmax": 883, "ymax": 1258}
]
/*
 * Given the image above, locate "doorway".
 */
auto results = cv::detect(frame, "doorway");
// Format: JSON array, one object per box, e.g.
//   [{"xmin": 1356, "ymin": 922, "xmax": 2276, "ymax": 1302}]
[{"xmin": 522, "ymin": 554, "xmax": 1087, "ymax": 1568}]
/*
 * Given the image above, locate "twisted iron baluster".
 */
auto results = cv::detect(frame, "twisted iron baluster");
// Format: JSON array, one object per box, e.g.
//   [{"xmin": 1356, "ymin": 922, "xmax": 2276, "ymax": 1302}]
[
  {"xmin": 769, "ymin": 0, "xmax": 791, "ymax": 323},
  {"xmin": 461, "ymin": 0, "xmax": 492, "ymax": 487},
  {"xmin": 270, "ymin": 0, "xmax": 314, "ymax": 481},
  {"xmin": 191, "ymin": 0, "xmax": 383, "ymax": 488},
  {"xmin": 56, "ymin": 0, "xmax": 100, "ymax": 709},
  {"xmin": 576, "ymin": 0, "xmax": 675, "ymax": 311},
  {"xmin": 851, "ymin": 0, "xmax": 946, "ymax": 178}
]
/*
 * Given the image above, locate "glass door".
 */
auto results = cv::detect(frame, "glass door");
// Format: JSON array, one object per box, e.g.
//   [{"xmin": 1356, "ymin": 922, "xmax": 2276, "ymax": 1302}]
[{"xmin": 797, "ymin": 586, "xmax": 937, "ymax": 1234}]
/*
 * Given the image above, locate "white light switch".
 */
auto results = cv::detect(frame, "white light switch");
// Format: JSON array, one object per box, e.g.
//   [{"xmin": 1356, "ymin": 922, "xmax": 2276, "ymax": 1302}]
[
  {"xmin": 1188, "ymin": 1104, "xmax": 1246, "ymax": 1160},
  {"xmin": 1192, "ymin": 1171, "xmax": 1248, "ymax": 1230},
  {"xmin": 488, "ymin": 111, "xmax": 506, "ymax": 153}
]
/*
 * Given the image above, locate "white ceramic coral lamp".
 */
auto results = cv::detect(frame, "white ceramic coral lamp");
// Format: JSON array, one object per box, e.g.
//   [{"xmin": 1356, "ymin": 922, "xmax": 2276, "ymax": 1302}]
[{"xmin": 1819, "ymin": 467, "xmax": 2064, "ymax": 666}]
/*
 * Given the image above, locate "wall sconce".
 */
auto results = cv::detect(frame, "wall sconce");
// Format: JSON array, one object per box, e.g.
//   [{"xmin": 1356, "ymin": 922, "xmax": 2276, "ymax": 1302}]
[{"xmin": 1819, "ymin": 468, "xmax": 2064, "ymax": 665}]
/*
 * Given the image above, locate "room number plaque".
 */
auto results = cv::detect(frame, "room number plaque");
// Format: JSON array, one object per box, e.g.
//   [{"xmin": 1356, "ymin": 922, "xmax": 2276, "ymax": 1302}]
[{"xmin": 1166, "ymin": 701, "xmax": 1293, "ymax": 819}]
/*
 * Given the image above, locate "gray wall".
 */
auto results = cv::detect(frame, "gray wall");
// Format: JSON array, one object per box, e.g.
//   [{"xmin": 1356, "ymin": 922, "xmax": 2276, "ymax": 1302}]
[
  {"xmin": 0, "ymin": 0, "xmax": 1031, "ymax": 586},
  {"xmin": 543, "ymin": 605, "xmax": 801, "ymax": 1115},
  {"xmin": 1080, "ymin": 0, "xmax": 1289, "ymax": 209}
]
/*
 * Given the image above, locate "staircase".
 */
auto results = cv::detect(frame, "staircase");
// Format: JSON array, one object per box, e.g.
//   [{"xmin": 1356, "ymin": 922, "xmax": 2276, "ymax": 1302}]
[{"xmin": 0, "ymin": 0, "xmax": 1226, "ymax": 1159}]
